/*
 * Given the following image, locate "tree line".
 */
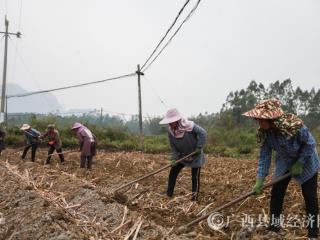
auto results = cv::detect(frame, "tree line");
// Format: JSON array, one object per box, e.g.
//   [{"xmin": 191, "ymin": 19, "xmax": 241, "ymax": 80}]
[{"xmin": 6, "ymin": 79, "xmax": 320, "ymax": 156}]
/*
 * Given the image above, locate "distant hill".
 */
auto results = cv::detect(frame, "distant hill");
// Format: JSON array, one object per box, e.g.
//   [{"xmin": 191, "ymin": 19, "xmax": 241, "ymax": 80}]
[{"xmin": 3, "ymin": 83, "xmax": 64, "ymax": 113}]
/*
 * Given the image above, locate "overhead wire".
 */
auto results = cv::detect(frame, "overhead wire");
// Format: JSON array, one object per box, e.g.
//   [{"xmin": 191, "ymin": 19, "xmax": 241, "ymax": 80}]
[
  {"xmin": 142, "ymin": 0, "xmax": 202, "ymax": 73},
  {"xmin": 142, "ymin": 75, "xmax": 168, "ymax": 110},
  {"xmin": 7, "ymin": 72, "xmax": 136, "ymax": 98},
  {"xmin": 2, "ymin": 1, "xmax": 55, "ymax": 111},
  {"xmin": 11, "ymin": 0, "xmax": 55, "ymax": 109},
  {"xmin": 4, "ymin": 0, "xmax": 201, "ymax": 121},
  {"xmin": 8, "ymin": 38, "xmax": 54, "ymax": 108},
  {"xmin": 5, "ymin": 1, "xmax": 136, "ymax": 111},
  {"xmin": 140, "ymin": 0, "xmax": 191, "ymax": 70},
  {"xmin": 10, "ymin": 37, "xmax": 19, "ymax": 85},
  {"xmin": 9, "ymin": 0, "xmax": 25, "ymax": 100}
]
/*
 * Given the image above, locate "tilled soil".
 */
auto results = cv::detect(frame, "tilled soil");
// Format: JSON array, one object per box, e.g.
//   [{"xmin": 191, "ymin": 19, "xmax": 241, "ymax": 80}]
[{"xmin": 0, "ymin": 149, "xmax": 315, "ymax": 239}]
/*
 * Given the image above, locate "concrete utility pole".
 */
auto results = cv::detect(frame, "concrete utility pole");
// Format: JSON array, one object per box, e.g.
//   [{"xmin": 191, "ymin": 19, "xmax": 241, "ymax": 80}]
[
  {"xmin": 0, "ymin": 16, "xmax": 21, "ymax": 123},
  {"xmin": 136, "ymin": 64, "xmax": 144, "ymax": 151}
]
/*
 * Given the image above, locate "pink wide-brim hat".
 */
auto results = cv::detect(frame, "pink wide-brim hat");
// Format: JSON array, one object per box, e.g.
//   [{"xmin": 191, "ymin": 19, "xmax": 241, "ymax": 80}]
[
  {"xmin": 159, "ymin": 108, "xmax": 182, "ymax": 125},
  {"xmin": 20, "ymin": 124, "xmax": 31, "ymax": 130},
  {"xmin": 71, "ymin": 122, "xmax": 82, "ymax": 130}
]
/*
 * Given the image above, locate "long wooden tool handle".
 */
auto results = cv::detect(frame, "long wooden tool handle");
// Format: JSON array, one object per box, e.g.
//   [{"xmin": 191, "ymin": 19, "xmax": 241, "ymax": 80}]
[
  {"xmin": 10, "ymin": 142, "xmax": 37, "ymax": 154},
  {"xmin": 182, "ymin": 172, "xmax": 291, "ymax": 229},
  {"xmin": 113, "ymin": 151, "xmax": 196, "ymax": 193},
  {"xmin": 47, "ymin": 149, "xmax": 78, "ymax": 157}
]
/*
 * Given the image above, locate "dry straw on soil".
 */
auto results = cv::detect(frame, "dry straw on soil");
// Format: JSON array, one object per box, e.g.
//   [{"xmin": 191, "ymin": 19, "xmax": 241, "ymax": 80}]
[{"xmin": 0, "ymin": 149, "xmax": 315, "ymax": 239}]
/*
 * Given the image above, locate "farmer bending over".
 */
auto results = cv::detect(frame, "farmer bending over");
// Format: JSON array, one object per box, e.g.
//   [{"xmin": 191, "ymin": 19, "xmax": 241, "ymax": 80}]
[
  {"xmin": 41, "ymin": 124, "xmax": 64, "ymax": 165},
  {"xmin": 20, "ymin": 124, "xmax": 41, "ymax": 162},
  {"xmin": 71, "ymin": 123, "xmax": 97, "ymax": 170},
  {"xmin": 159, "ymin": 108, "xmax": 207, "ymax": 202},
  {"xmin": 243, "ymin": 99, "xmax": 319, "ymax": 239}
]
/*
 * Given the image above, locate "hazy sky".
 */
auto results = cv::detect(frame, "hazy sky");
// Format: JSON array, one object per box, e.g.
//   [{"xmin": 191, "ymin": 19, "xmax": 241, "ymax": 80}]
[{"xmin": 0, "ymin": 0, "xmax": 319, "ymax": 117}]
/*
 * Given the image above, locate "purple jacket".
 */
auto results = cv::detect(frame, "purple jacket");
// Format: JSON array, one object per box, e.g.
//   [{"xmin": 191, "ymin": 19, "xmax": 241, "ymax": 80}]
[{"xmin": 75, "ymin": 127, "xmax": 96, "ymax": 156}]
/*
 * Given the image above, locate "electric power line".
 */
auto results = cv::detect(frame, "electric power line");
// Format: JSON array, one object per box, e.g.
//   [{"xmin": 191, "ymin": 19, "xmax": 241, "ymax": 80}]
[
  {"xmin": 142, "ymin": 0, "xmax": 202, "ymax": 73},
  {"xmin": 4, "ymin": 0, "xmax": 201, "ymax": 120},
  {"xmin": 7, "ymin": 72, "xmax": 136, "ymax": 98},
  {"xmin": 8, "ymin": 37, "xmax": 54, "ymax": 108},
  {"xmin": 140, "ymin": 0, "xmax": 191, "ymax": 70},
  {"xmin": 4, "ymin": 0, "xmax": 23, "ymax": 94},
  {"xmin": 10, "ymin": 0, "xmax": 23, "ymax": 87},
  {"xmin": 9, "ymin": 35, "xmax": 19, "ymax": 92},
  {"xmin": 142, "ymin": 75, "xmax": 168, "ymax": 109}
]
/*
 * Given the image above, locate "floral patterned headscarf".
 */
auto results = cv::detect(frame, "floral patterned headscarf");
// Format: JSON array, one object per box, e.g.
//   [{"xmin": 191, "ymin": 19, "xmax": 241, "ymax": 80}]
[
  {"xmin": 257, "ymin": 113, "xmax": 303, "ymax": 143},
  {"xmin": 243, "ymin": 99, "xmax": 304, "ymax": 142},
  {"xmin": 273, "ymin": 113, "xmax": 303, "ymax": 138}
]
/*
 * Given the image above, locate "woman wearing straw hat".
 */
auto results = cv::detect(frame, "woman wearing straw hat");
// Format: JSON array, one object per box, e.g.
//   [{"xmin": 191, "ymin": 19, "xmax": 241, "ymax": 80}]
[
  {"xmin": 71, "ymin": 122, "xmax": 97, "ymax": 170},
  {"xmin": 20, "ymin": 124, "xmax": 41, "ymax": 162},
  {"xmin": 243, "ymin": 99, "xmax": 319, "ymax": 239},
  {"xmin": 159, "ymin": 108, "xmax": 207, "ymax": 202}
]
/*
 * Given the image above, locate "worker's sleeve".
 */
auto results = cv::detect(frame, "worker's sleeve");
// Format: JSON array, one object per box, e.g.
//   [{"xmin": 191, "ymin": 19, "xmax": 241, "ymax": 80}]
[
  {"xmin": 168, "ymin": 132, "xmax": 180, "ymax": 160},
  {"xmin": 42, "ymin": 131, "xmax": 48, "ymax": 138},
  {"xmin": 297, "ymin": 126, "xmax": 316, "ymax": 164},
  {"xmin": 193, "ymin": 124, "xmax": 207, "ymax": 148},
  {"xmin": 93, "ymin": 134, "xmax": 98, "ymax": 145},
  {"xmin": 33, "ymin": 129, "xmax": 41, "ymax": 137},
  {"xmin": 76, "ymin": 130, "xmax": 84, "ymax": 149},
  {"xmin": 25, "ymin": 131, "xmax": 33, "ymax": 144},
  {"xmin": 54, "ymin": 131, "xmax": 60, "ymax": 143},
  {"xmin": 257, "ymin": 140, "xmax": 272, "ymax": 178}
]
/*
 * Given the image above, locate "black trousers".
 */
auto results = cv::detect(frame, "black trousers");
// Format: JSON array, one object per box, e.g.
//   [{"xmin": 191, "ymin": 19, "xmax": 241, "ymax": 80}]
[
  {"xmin": 46, "ymin": 146, "xmax": 64, "ymax": 164},
  {"xmin": 167, "ymin": 162, "xmax": 201, "ymax": 201},
  {"xmin": 270, "ymin": 172, "xmax": 318, "ymax": 238},
  {"xmin": 22, "ymin": 143, "xmax": 38, "ymax": 162},
  {"xmin": 80, "ymin": 155, "xmax": 93, "ymax": 169}
]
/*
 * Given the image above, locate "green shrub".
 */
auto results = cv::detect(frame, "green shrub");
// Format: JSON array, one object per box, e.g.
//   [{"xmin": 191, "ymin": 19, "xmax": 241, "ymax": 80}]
[
  {"xmin": 62, "ymin": 137, "xmax": 79, "ymax": 148},
  {"xmin": 98, "ymin": 139, "xmax": 119, "ymax": 151},
  {"xmin": 119, "ymin": 139, "xmax": 138, "ymax": 151},
  {"xmin": 237, "ymin": 145, "xmax": 254, "ymax": 154},
  {"xmin": 29, "ymin": 115, "xmax": 59, "ymax": 131},
  {"xmin": 207, "ymin": 146, "xmax": 227, "ymax": 156},
  {"xmin": 238, "ymin": 132, "xmax": 256, "ymax": 146},
  {"xmin": 144, "ymin": 143, "xmax": 169, "ymax": 154},
  {"xmin": 103, "ymin": 127, "xmax": 129, "ymax": 141},
  {"xmin": 144, "ymin": 135, "xmax": 169, "ymax": 153},
  {"xmin": 6, "ymin": 135, "xmax": 24, "ymax": 147}
]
